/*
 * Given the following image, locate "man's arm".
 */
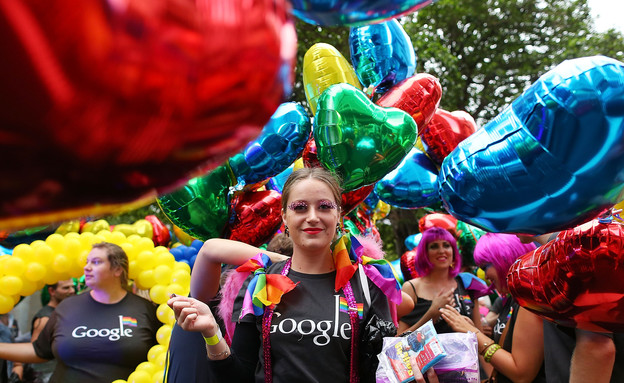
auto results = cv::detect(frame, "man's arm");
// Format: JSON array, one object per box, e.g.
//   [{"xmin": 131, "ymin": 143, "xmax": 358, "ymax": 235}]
[
  {"xmin": 570, "ymin": 330, "xmax": 615, "ymax": 383},
  {"xmin": 31, "ymin": 317, "xmax": 49, "ymax": 341}
]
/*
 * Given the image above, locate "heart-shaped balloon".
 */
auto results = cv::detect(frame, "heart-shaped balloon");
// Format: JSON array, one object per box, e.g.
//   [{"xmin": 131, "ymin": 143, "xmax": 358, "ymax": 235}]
[
  {"xmin": 302, "ymin": 137, "xmax": 322, "ymax": 169},
  {"xmin": 228, "ymin": 190, "xmax": 283, "ymax": 247},
  {"xmin": 144, "ymin": 215, "xmax": 171, "ymax": 247},
  {"xmin": 342, "ymin": 184, "xmax": 375, "ymax": 216},
  {"xmin": 157, "ymin": 164, "xmax": 235, "ymax": 241},
  {"xmin": 349, "ymin": 19, "xmax": 416, "ymax": 96},
  {"xmin": 314, "ymin": 83, "xmax": 417, "ymax": 191},
  {"xmin": 439, "ymin": 56, "xmax": 624, "ymax": 234},
  {"xmin": 404, "ymin": 233, "xmax": 422, "ymax": 251},
  {"xmin": 400, "ymin": 250, "xmax": 419, "ymax": 280},
  {"xmin": 375, "ymin": 147, "xmax": 440, "ymax": 209},
  {"xmin": 228, "ymin": 102, "xmax": 311, "ymax": 185},
  {"xmin": 508, "ymin": 219, "xmax": 624, "ymax": 332},
  {"xmin": 291, "ymin": 0, "xmax": 438, "ymax": 26},
  {"xmin": 419, "ymin": 213, "xmax": 457, "ymax": 236},
  {"xmin": 377, "ymin": 73, "xmax": 443, "ymax": 129},
  {"xmin": 0, "ymin": 0, "xmax": 295, "ymax": 230},
  {"xmin": 420, "ymin": 109, "xmax": 477, "ymax": 164},
  {"xmin": 303, "ymin": 43, "xmax": 361, "ymax": 115}
]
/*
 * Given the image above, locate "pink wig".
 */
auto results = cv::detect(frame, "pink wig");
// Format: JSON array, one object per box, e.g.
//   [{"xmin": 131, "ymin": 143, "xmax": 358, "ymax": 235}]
[
  {"xmin": 473, "ymin": 233, "xmax": 536, "ymax": 290},
  {"xmin": 415, "ymin": 227, "xmax": 461, "ymax": 277}
]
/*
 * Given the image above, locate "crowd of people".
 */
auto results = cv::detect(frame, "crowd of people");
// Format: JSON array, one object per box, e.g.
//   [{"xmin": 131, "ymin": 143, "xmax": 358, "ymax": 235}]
[{"xmin": 0, "ymin": 167, "xmax": 621, "ymax": 383}]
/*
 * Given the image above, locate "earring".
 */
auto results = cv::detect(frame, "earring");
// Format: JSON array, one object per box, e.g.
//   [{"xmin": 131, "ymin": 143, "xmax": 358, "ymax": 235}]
[{"xmin": 284, "ymin": 226, "xmax": 289, "ymax": 237}]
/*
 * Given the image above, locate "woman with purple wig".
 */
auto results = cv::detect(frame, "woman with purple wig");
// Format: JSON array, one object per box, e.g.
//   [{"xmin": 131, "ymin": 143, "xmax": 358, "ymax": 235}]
[
  {"xmin": 440, "ymin": 233, "xmax": 546, "ymax": 383},
  {"xmin": 399, "ymin": 227, "xmax": 482, "ymax": 335}
]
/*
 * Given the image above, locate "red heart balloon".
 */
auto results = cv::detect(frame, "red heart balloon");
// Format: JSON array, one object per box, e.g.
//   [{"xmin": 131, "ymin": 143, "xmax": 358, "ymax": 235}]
[
  {"xmin": 0, "ymin": 0, "xmax": 295, "ymax": 230},
  {"xmin": 418, "ymin": 213, "xmax": 458, "ymax": 237},
  {"xmin": 341, "ymin": 184, "xmax": 375, "ymax": 216},
  {"xmin": 376, "ymin": 73, "xmax": 442, "ymax": 129},
  {"xmin": 302, "ymin": 137, "xmax": 322, "ymax": 169},
  {"xmin": 144, "ymin": 215, "xmax": 170, "ymax": 247},
  {"xmin": 419, "ymin": 109, "xmax": 477, "ymax": 164},
  {"xmin": 400, "ymin": 250, "xmax": 419, "ymax": 281},
  {"xmin": 228, "ymin": 190, "xmax": 283, "ymax": 247},
  {"xmin": 508, "ymin": 219, "xmax": 624, "ymax": 332}
]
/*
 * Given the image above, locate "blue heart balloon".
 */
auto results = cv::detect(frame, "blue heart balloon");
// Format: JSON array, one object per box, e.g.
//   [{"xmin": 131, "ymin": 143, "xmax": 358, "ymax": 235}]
[
  {"xmin": 376, "ymin": 147, "xmax": 440, "ymax": 209},
  {"xmin": 291, "ymin": 0, "xmax": 438, "ymax": 27},
  {"xmin": 349, "ymin": 19, "xmax": 416, "ymax": 95},
  {"xmin": 438, "ymin": 56, "xmax": 624, "ymax": 234},
  {"xmin": 266, "ymin": 163, "xmax": 294, "ymax": 194},
  {"xmin": 228, "ymin": 102, "xmax": 311, "ymax": 185}
]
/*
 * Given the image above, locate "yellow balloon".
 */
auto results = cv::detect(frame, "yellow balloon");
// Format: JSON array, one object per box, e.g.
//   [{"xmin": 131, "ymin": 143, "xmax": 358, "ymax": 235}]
[
  {"xmin": 79, "ymin": 232, "xmax": 97, "ymax": 249},
  {"xmin": 154, "ymin": 351, "xmax": 167, "ymax": 369},
  {"xmin": 170, "ymin": 269, "xmax": 190, "ymax": 288},
  {"xmin": 3, "ymin": 256, "xmax": 26, "ymax": 277},
  {"xmin": 149, "ymin": 284, "xmax": 168, "ymax": 305},
  {"xmin": 303, "ymin": 43, "xmax": 361, "ymax": 115},
  {"xmin": 34, "ymin": 244, "xmax": 54, "ymax": 265},
  {"xmin": 108, "ymin": 230, "xmax": 127, "ymax": 245},
  {"xmin": 172, "ymin": 262, "xmax": 191, "ymax": 274},
  {"xmin": 293, "ymin": 157, "xmax": 304, "ymax": 171},
  {"xmin": 153, "ymin": 265, "xmax": 172, "ymax": 286},
  {"xmin": 154, "ymin": 252, "xmax": 175, "ymax": 270},
  {"xmin": 82, "ymin": 219, "xmax": 110, "ymax": 233},
  {"xmin": 156, "ymin": 303, "xmax": 173, "ymax": 324},
  {"xmin": 19, "ymin": 279, "xmax": 38, "ymax": 296},
  {"xmin": 137, "ymin": 250, "xmax": 157, "ymax": 271},
  {"xmin": 151, "ymin": 370, "xmax": 164, "ymax": 383},
  {"xmin": 55, "ymin": 220, "xmax": 81, "ymax": 235},
  {"xmin": 12, "ymin": 244, "xmax": 34, "ymax": 262},
  {"xmin": 52, "ymin": 254, "xmax": 71, "ymax": 274},
  {"xmin": 135, "ymin": 361, "xmax": 158, "ymax": 377},
  {"xmin": 112, "ymin": 380, "xmax": 126, "ymax": 383},
  {"xmin": 165, "ymin": 283, "xmax": 187, "ymax": 298},
  {"xmin": 156, "ymin": 324, "xmax": 172, "ymax": 346},
  {"xmin": 147, "ymin": 345, "xmax": 166, "ymax": 363},
  {"xmin": 63, "ymin": 237, "xmax": 83, "ymax": 259},
  {"xmin": 45, "ymin": 233, "xmax": 66, "ymax": 252},
  {"xmin": 137, "ymin": 270, "xmax": 157, "ymax": 290},
  {"xmin": 24, "ymin": 262, "xmax": 46, "ymax": 282},
  {"xmin": 121, "ymin": 243, "xmax": 138, "ymax": 262},
  {"xmin": 0, "ymin": 294, "xmax": 14, "ymax": 314},
  {"xmin": 0, "ymin": 276, "xmax": 23, "ymax": 296},
  {"xmin": 127, "ymin": 370, "xmax": 152, "ymax": 383}
]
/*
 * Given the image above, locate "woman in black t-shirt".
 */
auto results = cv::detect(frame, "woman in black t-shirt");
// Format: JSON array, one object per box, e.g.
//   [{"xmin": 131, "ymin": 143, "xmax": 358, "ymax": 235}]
[{"xmin": 168, "ymin": 168, "xmax": 415, "ymax": 383}]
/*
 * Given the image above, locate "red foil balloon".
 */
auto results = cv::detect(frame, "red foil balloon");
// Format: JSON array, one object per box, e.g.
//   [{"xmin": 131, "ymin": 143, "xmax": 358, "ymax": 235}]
[
  {"xmin": 400, "ymin": 250, "xmax": 419, "ymax": 281},
  {"xmin": 0, "ymin": 0, "xmax": 296, "ymax": 230},
  {"xmin": 302, "ymin": 137, "xmax": 322, "ymax": 169},
  {"xmin": 508, "ymin": 220, "xmax": 624, "ymax": 332},
  {"xmin": 144, "ymin": 215, "xmax": 170, "ymax": 247},
  {"xmin": 341, "ymin": 184, "xmax": 375, "ymax": 216},
  {"xmin": 419, "ymin": 213, "xmax": 458, "ymax": 236},
  {"xmin": 228, "ymin": 190, "xmax": 283, "ymax": 247},
  {"xmin": 419, "ymin": 109, "xmax": 477, "ymax": 165},
  {"xmin": 376, "ymin": 73, "xmax": 442, "ymax": 129}
]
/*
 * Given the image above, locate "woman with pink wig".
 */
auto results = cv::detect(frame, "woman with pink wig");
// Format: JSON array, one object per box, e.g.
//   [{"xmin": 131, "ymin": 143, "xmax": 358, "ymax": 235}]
[
  {"xmin": 399, "ymin": 227, "xmax": 482, "ymax": 335},
  {"xmin": 440, "ymin": 233, "xmax": 546, "ymax": 383}
]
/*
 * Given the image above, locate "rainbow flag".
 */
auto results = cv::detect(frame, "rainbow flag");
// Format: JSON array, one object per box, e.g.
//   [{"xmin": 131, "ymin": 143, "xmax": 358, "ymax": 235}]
[
  {"xmin": 122, "ymin": 316, "xmax": 137, "ymax": 327},
  {"xmin": 339, "ymin": 297, "xmax": 363, "ymax": 319}
]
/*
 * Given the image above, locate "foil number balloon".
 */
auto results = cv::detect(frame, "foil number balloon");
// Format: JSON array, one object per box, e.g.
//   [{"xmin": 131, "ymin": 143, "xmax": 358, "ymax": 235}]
[{"xmin": 438, "ymin": 56, "xmax": 624, "ymax": 234}]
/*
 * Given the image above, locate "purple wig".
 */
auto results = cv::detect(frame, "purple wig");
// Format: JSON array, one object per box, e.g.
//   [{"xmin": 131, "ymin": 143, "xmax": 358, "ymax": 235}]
[
  {"xmin": 473, "ymin": 233, "xmax": 536, "ymax": 290},
  {"xmin": 414, "ymin": 227, "xmax": 461, "ymax": 277}
]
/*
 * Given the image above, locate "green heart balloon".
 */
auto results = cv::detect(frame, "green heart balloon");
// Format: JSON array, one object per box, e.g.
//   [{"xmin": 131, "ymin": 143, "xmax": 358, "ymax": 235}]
[
  {"xmin": 313, "ymin": 83, "xmax": 417, "ymax": 191},
  {"xmin": 157, "ymin": 164, "xmax": 235, "ymax": 241}
]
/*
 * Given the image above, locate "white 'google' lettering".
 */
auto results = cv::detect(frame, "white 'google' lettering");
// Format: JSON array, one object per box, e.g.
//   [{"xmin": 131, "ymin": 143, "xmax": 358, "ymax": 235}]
[
  {"xmin": 270, "ymin": 295, "xmax": 353, "ymax": 346},
  {"xmin": 71, "ymin": 315, "xmax": 134, "ymax": 341}
]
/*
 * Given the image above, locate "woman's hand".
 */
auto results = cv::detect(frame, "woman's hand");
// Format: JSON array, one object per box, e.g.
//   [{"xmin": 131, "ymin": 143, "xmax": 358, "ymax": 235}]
[
  {"xmin": 439, "ymin": 304, "xmax": 478, "ymax": 333},
  {"xmin": 414, "ymin": 366, "xmax": 440, "ymax": 383},
  {"xmin": 429, "ymin": 289, "xmax": 454, "ymax": 321},
  {"xmin": 167, "ymin": 295, "xmax": 219, "ymax": 337}
]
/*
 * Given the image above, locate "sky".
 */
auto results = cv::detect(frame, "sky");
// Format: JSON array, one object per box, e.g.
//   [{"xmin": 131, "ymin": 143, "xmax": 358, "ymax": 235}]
[{"xmin": 587, "ymin": 0, "xmax": 624, "ymax": 33}]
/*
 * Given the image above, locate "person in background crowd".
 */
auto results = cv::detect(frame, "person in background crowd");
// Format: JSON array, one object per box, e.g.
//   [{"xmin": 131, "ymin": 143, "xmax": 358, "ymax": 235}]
[
  {"xmin": 441, "ymin": 233, "xmax": 545, "ymax": 383},
  {"xmin": 399, "ymin": 227, "xmax": 482, "ymax": 336},
  {"xmin": 0, "ymin": 242, "xmax": 160, "ymax": 383},
  {"xmin": 30, "ymin": 280, "xmax": 75, "ymax": 382}
]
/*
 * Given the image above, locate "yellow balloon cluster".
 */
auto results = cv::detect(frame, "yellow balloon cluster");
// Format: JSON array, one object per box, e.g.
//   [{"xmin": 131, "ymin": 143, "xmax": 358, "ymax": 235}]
[{"xmin": 0, "ymin": 230, "xmax": 191, "ymax": 383}]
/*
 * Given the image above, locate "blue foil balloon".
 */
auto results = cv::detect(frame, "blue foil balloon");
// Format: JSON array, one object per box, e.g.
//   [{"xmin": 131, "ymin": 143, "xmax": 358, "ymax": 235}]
[
  {"xmin": 349, "ymin": 19, "xmax": 416, "ymax": 95},
  {"xmin": 376, "ymin": 147, "xmax": 440, "ymax": 209},
  {"xmin": 228, "ymin": 102, "xmax": 311, "ymax": 185},
  {"xmin": 404, "ymin": 233, "xmax": 422, "ymax": 251},
  {"xmin": 266, "ymin": 163, "xmax": 294, "ymax": 194},
  {"xmin": 291, "ymin": 0, "xmax": 438, "ymax": 27},
  {"xmin": 438, "ymin": 56, "xmax": 624, "ymax": 234}
]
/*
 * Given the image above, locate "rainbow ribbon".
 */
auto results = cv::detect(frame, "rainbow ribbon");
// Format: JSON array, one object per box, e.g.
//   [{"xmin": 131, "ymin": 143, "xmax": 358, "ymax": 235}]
[
  {"xmin": 334, "ymin": 234, "xmax": 403, "ymax": 304},
  {"xmin": 238, "ymin": 253, "xmax": 298, "ymax": 319}
]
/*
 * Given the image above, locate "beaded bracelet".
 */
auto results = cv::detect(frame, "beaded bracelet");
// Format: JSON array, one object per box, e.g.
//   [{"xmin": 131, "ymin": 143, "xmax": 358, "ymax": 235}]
[
  {"xmin": 483, "ymin": 343, "xmax": 502, "ymax": 363},
  {"xmin": 207, "ymin": 348, "xmax": 230, "ymax": 359},
  {"xmin": 203, "ymin": 328, "xmax": 223, "ymax": 346}
]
